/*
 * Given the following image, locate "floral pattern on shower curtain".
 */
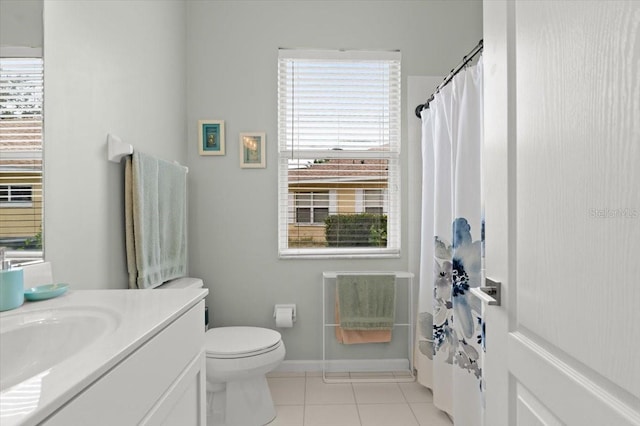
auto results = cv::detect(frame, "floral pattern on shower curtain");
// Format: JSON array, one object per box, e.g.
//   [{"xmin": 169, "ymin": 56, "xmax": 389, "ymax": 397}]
[{"xmin": 415, "ymin": 58, "xmax": 484, "ymax": 426}]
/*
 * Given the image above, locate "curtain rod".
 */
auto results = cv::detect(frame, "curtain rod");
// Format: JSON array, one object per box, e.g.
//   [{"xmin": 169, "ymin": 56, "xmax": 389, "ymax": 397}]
[{"xmin": 414, "ymin": 39, "xmax": 483, "ymax": 119}]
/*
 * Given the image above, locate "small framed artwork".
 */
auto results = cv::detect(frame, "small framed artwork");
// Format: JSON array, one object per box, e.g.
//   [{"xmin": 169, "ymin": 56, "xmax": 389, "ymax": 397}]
[
  {"xmin": 239, "ymin": 132, "xmax": 266, "ymax": 168},
  {"xmin": 198, "ymin": 120, "xmax": 225, "ymax": 156}
]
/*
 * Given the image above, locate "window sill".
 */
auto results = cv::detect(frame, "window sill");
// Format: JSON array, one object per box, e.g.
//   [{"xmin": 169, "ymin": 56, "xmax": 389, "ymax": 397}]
[
  {"xmin": 3, "ymin": 250, "xmax": 43, "ymax": 265},
  {"xmin": 0, "ymin": 202, "xmax": 33, "ymax": 208},
  {"xmin": 279, "ymin": 247, "xmax": 400, "ymax": 260}
]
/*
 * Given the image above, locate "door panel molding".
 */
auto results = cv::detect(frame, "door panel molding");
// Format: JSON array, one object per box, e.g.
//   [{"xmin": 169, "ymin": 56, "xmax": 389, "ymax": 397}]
[
  {"xmin": 509, "ymin": 331, "xmax": 640, "ymax": 426},
  {"xmin": 516, "ymin": 382, "xmax": 563, "ymax": 426}
]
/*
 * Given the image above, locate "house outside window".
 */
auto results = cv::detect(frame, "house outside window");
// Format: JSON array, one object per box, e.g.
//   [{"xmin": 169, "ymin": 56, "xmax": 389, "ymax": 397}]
[{"xmin": 278, "ymin": 49, "xmax": 401, "ymax": 258}]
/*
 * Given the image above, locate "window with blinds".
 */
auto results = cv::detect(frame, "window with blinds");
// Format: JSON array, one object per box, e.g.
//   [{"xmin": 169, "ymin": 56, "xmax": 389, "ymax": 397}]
[
  {"xmin": 0, "ymin": 57, "xmax": 44, "ymax": 262},
  {"xmin": 278, "ymin": 49, "xmax": 401, "ymax": 258}
]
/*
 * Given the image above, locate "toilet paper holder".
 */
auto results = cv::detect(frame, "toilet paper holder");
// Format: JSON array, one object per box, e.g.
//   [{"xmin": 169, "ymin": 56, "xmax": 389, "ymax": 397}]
[{"xmin": 273, "ymin": 304, "xmax": 296, "ymax": 323}]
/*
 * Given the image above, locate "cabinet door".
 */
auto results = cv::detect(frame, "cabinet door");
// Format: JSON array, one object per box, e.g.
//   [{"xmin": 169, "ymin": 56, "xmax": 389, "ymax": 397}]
[
  {"xmin": 141, "ymin": 352, "xmax": 207, "ymax": 425},
  {"xmin": 43, "ymin": 301, "xmax": 206, "ymax": 425}
]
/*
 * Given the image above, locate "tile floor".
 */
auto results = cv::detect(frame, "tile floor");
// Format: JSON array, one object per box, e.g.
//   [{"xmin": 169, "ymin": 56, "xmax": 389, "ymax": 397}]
[{"xmin": 266, "ymin": 372, "xmax": 453, "ymax": 426}]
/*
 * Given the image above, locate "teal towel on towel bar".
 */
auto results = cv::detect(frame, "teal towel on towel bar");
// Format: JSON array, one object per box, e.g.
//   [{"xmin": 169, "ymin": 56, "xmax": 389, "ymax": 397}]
[{"xmin": 337, "ymin": 274, "xmax": 396, "ymax": 330}]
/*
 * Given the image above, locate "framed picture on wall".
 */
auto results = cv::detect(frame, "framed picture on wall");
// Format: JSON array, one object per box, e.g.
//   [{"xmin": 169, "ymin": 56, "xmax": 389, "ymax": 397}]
[
  {"xmin": 198, "ymin": 120, "xmax": 225, "ymax": 156},
  {"xmin": 239, "ymin": 132, "xmax": 266, "ymax": 168}
]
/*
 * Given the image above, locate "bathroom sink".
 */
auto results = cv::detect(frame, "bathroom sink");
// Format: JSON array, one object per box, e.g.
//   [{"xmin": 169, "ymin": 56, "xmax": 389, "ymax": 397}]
[{"xmin": 0, "ymin": 307, "xmax": 119, "ymax": 391}]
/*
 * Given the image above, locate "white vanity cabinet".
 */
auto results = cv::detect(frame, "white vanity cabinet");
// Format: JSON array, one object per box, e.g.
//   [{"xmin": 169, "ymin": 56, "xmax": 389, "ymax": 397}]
[{"xmin": 42, "ymin": 300, "xmax": 207, "ymax": 426}]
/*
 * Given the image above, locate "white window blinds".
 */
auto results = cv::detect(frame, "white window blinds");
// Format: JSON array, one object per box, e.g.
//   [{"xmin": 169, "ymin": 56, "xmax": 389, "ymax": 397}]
[
  {"xmin": 0, "ymin": 57, "xmax": 44, "ymax": 262},
  {"xmin": 278, "ymin": 49, "xmax": 401, "ymax": 258}
]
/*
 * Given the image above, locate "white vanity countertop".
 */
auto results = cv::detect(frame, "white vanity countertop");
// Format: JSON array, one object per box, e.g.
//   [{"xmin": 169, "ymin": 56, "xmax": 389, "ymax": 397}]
[{"xmin": 0, "ymin": 288, "xmax": 208, "ymax": 426}]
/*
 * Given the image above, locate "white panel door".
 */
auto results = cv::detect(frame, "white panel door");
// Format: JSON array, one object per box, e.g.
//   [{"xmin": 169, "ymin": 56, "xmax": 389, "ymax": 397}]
[{"xmin": 483, "ymin": 1, "xmax": 640, "ymax": 425}]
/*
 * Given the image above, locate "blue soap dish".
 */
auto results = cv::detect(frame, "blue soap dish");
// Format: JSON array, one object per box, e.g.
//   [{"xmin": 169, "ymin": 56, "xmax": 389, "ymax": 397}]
[{"xmin": 24, "ymin": 283, "xmax": 69, "ymax": 301}]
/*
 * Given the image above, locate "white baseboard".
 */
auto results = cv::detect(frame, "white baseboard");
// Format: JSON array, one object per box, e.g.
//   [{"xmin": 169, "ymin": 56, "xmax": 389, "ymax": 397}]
[{"xmin": 275, "ymin": 358, "xmax": 410, "ymax": 373}]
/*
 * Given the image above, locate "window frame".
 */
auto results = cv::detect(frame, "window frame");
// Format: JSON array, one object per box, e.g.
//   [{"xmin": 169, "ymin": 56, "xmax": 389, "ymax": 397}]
[
  {"xmin": 363, "ymin": 188, "xmax": 386, "ymax": 215},
  {"xmin": 277, "ymin": 49, "xmax": 401, "ymax": 259},
  {"xmin": 0, "ymin": 184, "xmax": 34, "ymax": 207},
  {"xmin": 294, "ymin": 191, "xmax": 330, "ymax": 225}
]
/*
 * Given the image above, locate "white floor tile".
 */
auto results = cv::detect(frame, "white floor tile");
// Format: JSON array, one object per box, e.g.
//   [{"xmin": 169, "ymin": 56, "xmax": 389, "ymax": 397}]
[
  {"xmin": 267, "ymin": 405, "xmax": 305, "ymax": 425},
  {"xmin": 257, "ymin": 371, "xmax": 450, "ymax": 426},
  {"xmin": 398, "ymin": 382, "xmax": 434, "ymax": 403},
  {"xmin": 352, "ymin": 382, "xmax": 406, "ymax": 404},
  {"xmin": 358, "ymin": 403, "xmax": 419, "ymax": 426},
  {"xmin": 306, "ymin": 377, "xmax": 356, "ymax": 405},
  {"xmin": 409, "ymin": 403, "xmax": 453, "ymax": 426},
  {"xmin": 304, "ymin": 404, "xmax": 361, "ymax": 426},
  {"xmin": 268, "ymin": 377, "xmax": 306, "ymax": 405}
]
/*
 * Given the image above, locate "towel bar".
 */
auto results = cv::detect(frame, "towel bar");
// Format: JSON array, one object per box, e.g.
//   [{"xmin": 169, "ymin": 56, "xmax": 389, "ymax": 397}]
[
  {"xmin": 106, "ymin": 133, "xmax": 189, "ymax": 172},
  {"xmin": 107, "ymin": 134, "xmax": 133, "ymax": 163}
]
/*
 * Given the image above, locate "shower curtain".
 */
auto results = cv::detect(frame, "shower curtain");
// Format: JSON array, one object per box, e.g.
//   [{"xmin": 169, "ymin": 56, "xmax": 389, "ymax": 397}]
[{"xmin": 415, "ymin": 59, "xmax": 484, "ymax": 426}]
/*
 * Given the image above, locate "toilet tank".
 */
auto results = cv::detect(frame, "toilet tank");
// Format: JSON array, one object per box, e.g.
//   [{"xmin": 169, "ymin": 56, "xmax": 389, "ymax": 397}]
[
  {"xmin": 157, "ymin": 277, "xmax": 204, "ymax": 289},
  {"xmin": 157, "ymin": 277, "xmax": 208, "ymax": 329}
]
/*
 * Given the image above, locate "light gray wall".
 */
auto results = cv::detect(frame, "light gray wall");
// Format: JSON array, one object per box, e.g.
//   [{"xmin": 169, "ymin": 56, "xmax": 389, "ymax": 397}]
[
  {"xmin": 34, "ymin": 0, "xmax": 481, "ymax": 360},
  {"xmin": 43, "ymin": 0, "xmax": 187, "ymax": 289},
  {"xmin": 187, "ymin": 0, "xmax": 482, "ymax": 360},
  {"xmin": 0, "ymin": 0, "xmax": 42, "ymax": 48}
]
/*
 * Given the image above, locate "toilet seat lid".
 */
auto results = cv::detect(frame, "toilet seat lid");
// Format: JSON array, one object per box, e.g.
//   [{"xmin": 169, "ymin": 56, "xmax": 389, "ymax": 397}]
[{"xmin": 205, "ymin": 326, "xmax": 282, "ymax": 357}]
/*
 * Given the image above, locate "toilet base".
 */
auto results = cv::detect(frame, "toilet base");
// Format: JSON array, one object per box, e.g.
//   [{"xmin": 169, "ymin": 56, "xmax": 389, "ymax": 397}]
[{"xmin": 207, "ymin": 375, "xmax": 276, "ymax": 426}]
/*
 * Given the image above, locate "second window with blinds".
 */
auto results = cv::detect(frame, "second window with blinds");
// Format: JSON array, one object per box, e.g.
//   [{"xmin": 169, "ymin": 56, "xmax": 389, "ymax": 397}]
[
  {"xmin": 0, "ymin": 56, "xmax": 44, "ymax": 263},
  {"xmin": 278, "ymin": 49, "xmax": 401, "ymax": 258}
]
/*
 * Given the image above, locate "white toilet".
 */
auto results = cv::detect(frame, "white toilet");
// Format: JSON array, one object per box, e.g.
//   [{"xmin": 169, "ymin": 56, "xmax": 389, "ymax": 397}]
[{"xmin": 158, "ymin": 277, "xmax": 285, "ymax": 426}]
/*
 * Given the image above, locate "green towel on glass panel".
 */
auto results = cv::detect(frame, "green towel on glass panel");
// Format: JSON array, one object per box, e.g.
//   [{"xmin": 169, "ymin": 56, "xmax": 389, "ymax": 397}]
[{"xmin": 337, "ymin": 274, "xmax": 396, "ymax": 330}]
